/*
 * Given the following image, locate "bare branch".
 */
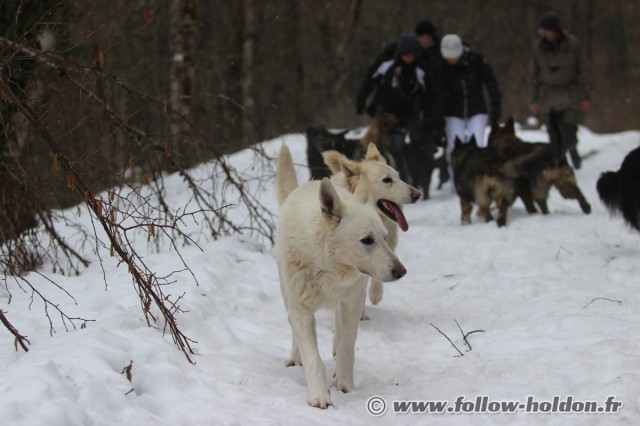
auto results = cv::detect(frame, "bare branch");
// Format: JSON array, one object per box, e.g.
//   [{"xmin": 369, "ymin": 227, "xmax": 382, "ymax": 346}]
[
  {"xmin": 430, "ymin": 323, "xmax": 464, "ymax": 357},
  {"xmin": 582, "ymin": 297, "xmax": 623, "ymax": 309},
  {"xmin": 0, "ymin": 309, "xmax": 30, "ymax": 352}
]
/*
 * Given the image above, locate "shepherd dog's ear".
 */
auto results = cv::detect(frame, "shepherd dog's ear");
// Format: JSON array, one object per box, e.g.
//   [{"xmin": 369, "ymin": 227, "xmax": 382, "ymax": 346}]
[
  {"xmin": 506, "ymin": 117, "xmax": 515, "ymax": 134},
  {"xmin": 454, "ymin": 136, "xmax": 463, "ymax": 151}
]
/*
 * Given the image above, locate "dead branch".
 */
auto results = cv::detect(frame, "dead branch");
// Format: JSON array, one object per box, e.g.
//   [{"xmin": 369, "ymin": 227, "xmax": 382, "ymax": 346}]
[
  {"xmin": 582, "ymin": 297, "xmax": 623, "ymax": 309},
  {"xmin": 455, "ymin": 319, "xmax": 485, "ymax": 352},
  {"xmin": 0, "ymin": 309, "xmax": 30, "ymax": 352},
  {"xmin": 555, "ymin": 246, "xmax": 573, "ymax": 261},
  {"xmin": 0, "ymin": 77, "xmax": 198, "ymax": 362},
  {"xmin": 430, "ymin": 323, "xmax": 464, "ymax": 357}
]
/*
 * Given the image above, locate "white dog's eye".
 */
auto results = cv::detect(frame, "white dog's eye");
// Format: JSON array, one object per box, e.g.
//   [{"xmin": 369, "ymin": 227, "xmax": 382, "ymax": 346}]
[
  {"xmin": 382, "ymin": 177, "xmax": 392, "ymax": 184},
  {"xmin": 360, "ymin": 235, "xmax": 375, "ymax": 245}
]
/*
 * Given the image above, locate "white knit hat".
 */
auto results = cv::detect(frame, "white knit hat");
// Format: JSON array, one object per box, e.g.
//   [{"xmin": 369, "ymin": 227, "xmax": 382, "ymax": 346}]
[{"xmin": 441, "ymin": 34, "xmax": 463, "ymax": 59}]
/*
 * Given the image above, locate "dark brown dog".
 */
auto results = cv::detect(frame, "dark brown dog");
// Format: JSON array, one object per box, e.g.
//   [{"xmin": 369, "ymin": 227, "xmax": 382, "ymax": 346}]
[
  {"xmin": 451, "ymin": 136, "xmax": 515, "ymax": 227},
  {"xmin": 488, "ymin": 117, "xmax": 591, "ymax": 215},
  {"xmin": 306, "ymin": 126, "xmax": 362, "ymax": 180},
  {"xmin": 359, "ymin": 107, "xmax": 399, "ymax": 170},
  {"xmin": 597, "ymin": 145, "xmax": 640, "ymax": 231}
]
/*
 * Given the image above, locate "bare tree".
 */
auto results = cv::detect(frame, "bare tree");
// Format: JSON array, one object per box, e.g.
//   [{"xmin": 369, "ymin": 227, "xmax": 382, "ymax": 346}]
[
  {"xmin": 170, "ymin": 0, "xmax": 198, "ymax": 159},
  {"xmin": 241, "ymin": 0, "xmax": 257, "ymax": 145},
  {"xmin": 0, "ymin": 3, "xmax": 275, "ymax": 361}
]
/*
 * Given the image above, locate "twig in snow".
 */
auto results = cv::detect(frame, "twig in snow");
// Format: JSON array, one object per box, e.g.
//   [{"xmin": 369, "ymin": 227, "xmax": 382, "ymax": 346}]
[
  {"xmin": 455, "ymin": 319, "xmax": 485, "ymax": 351},
  {"xmin": 582, "ymin": 297, "xmax": 623, "ymax": 310},
  {"xmin": 555, "ymin": 246, "xmax": 573, "ymax": 261},
  {"xmin": 430, "ymin": 323, "xmax": 464, "ymax": 357},
  {"xmin": 121, "ymin": 360, "xmax": 134, "ymax": 395}
]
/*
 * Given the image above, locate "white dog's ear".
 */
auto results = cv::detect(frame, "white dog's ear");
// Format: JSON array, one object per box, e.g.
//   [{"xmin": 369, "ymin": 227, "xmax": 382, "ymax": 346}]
[
  {"xmin": 322, "ymin": 151, "xmax": 347, "ymax": 174},
  {"xmin": 353, "ymin": 172, "xmax": 372, "ymax": 204},
  {"xmin": 365, "ymin": 143, "xmax": 387, "ymax": 164},
  {"xmin": 319, "ymin": 178, "xmax": 344, "ymax": 221},
  {"xmin": 340, "ymin": 158, "xmax": 360, "ymax": 178}
]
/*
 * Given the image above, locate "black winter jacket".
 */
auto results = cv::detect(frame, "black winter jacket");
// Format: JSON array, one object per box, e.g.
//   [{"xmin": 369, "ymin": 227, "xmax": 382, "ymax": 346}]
[
  {"xmin": 356, "ymin": 58, "xmax": 427, "ymax": 128},
  {"xmin": 441, "ymin": 47, "xmax": 501, "ymax": 123}
]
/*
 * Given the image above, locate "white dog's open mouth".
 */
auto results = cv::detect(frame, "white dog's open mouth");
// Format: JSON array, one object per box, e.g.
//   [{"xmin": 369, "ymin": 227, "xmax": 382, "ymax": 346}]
[{"xmin": 377, "ymin": 199, "xmax": 408, "ymax": 231}]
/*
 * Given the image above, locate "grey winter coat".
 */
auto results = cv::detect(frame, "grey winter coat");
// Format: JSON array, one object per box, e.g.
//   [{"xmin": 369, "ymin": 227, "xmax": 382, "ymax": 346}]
[{"xmin": 530, "ymin": 30, "xmax": 591, "ymax": 113}]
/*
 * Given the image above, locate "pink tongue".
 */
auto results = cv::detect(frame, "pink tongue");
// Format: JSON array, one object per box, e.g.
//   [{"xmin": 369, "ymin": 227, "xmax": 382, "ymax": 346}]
[{"xmin": 388, "ymin": 202, "xmax": 409, "ymax": 232}]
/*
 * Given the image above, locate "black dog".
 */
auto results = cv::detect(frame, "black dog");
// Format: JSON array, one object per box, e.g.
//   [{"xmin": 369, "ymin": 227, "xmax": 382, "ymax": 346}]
[
  {"xmin": 597, "ymin": 145, "xmax": 640, "ymax": 231},
  {"xmin": 305, "ymin": 126, "xmax": 362, "ymax": 180}
]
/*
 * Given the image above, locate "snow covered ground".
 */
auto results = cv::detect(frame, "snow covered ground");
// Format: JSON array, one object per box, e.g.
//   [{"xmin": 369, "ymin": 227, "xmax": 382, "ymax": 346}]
[{"xmin": 1, "ymin": 124, "xmax": 639, "ymax": 425}]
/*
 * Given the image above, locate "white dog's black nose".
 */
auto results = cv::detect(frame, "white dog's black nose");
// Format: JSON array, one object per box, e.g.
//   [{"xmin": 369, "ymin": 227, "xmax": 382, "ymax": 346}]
[
  {"xmin": 392, "ymin": 262, "xmax": 407, "ymax": 279},
  {"xmin": 410, "ymin": 187, "xmax": 421, "ymax": 202}
]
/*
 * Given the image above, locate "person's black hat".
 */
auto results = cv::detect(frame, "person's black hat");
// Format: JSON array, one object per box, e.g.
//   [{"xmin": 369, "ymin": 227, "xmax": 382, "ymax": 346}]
[
  {"xmin": 414, "ymin": 20, "xmax": 437, "ymax": 37},
  {"xmin": 396, "ymin": 32, "xmax": 422, "ymax": 56},
  {"xmin": 538, "ymin": 12, "xmax": 561, "ymax": 32}
]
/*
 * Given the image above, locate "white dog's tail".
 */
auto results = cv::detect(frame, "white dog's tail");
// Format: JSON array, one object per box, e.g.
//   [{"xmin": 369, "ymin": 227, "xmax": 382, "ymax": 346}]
[{"xmin": 276, "ymin": 145, "xmax": 299, "ymax": 206}]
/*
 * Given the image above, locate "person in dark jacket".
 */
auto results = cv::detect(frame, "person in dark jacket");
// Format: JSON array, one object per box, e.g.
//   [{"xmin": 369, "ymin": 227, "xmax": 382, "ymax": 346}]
[
  {"xmin": 530, "ymin": 12, "xmax": 591, "ymax": 169},
  {"xmin": 407, "ymin": 20, "xmax": 448, "ymax": 198},
  {"xmin": 440, "ymin": 34, "xmax": 501, "ymax": 177},
  {"xmin": 356, "ymin": 33, "xmax": 427, "ymax": 180},
  {"xmin": 357, "ymin": 22, "xmax": 447, "ymax": 196}
]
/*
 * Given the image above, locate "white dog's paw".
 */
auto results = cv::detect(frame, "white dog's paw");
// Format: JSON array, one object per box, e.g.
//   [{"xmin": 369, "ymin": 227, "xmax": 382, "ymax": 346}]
[
  {"xmin": 309, "ymin": 391, "xmax": 333, "ymax": 409},
  {"xmin": 332, "ymin": 377, "xmax": 355, "ymax": 393},
  {"xmin": 369, "ymin": 281, "xmax": 383, "ymax": 305},
  {"xmin": 360, "ymin": 311, "xmax": 370, "ymax": 321},
  {"xmin": 284, "ymin": 359, "xmax": 302, "ymax": 367}
]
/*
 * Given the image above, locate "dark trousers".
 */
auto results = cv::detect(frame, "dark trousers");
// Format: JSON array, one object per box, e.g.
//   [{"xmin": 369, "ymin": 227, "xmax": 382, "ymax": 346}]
[
  {"xmin": 391, "ymin": 131, "xmax": 410, "ymax": 181},
  {"xmin": 544, "ymin": 109, "xmax": 581, "ymax": 168}
]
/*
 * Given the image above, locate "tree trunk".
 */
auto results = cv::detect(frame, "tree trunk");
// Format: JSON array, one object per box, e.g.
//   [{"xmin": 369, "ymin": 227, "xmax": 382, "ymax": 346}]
[
  {"xmin": 241, "ymin": 0, "xmax": 257, "ymax": 146},
  {"xmin": 170, "ymin": 0, "xmax": 198, "ymax": 161}
]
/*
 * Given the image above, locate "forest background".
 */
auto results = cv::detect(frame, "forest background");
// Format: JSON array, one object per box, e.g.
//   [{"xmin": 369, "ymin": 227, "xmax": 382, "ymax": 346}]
[{"xmin": 1, "ymin": 0, "xmax": 638, "ymax": 239}]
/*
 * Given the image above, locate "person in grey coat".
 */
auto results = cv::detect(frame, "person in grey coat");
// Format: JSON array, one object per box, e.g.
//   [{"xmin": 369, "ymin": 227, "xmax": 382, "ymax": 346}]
[{"xmin": 529, "ymin": 11, "xmax": 591, "ymax": 169}]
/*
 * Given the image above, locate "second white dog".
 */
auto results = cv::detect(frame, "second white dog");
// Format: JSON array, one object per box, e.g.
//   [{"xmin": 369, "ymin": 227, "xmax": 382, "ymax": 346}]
[
  {"xmin": 276, "ymin": 145, "xmax": 406, "ymax": 408},
  {"xmin": 323, "ymin": 143, "xmax": 420, "ymax": 318}
]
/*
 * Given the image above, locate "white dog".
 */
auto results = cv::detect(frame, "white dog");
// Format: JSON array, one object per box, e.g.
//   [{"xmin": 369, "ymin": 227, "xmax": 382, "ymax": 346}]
[
  {"xmin": 276, "ymin": 145, "xmax": 406, "ymax": 408},
  {"xmin": 322, "ymin": 144, "xmax": 420, "ymax": 319}
]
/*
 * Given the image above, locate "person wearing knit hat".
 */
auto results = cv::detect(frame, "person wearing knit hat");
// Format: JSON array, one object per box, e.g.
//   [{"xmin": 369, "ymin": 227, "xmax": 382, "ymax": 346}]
[
  {"xmin": 355, "ymin": 31, "xmax": 430, "ymax": 183},
  {"xmin": 439, "ymin": 33, "xmax": 502, "ymax": 182},
  {"xmin": 537, "ymin": 11, "xmax": 561, "ymax": 33},
  {"xmin": 414, "ymin": 20, "xmax": 438, "ymax": 50},
  {"xmin": 530, "ymin": 11, "xmax": 591, "ymax": 169},
  {"xmin": 356, "ymin": 22, "xmax": 448, "ymax": 199},
  {"xmin": 395, "ymin": 32, "xmax": 422, "ymax": 58}
]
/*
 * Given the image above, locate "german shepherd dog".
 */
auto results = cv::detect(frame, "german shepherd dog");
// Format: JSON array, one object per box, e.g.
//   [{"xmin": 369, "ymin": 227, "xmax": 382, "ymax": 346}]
[
  {"xmin": 451, "ymin": 136, "xmax": 515, "ymax": 227},
  {"xmin": 306, "ymin": 125, "xmax": 362, "ymax": 181},
  {"xmin": 322, "ymin": 144, "xmax": 421, "ymax": 319},
  {"xmin": 597, "ymin": 145, "xmax": 640, "ymax": 231},
  {"xmin": 488, "ymin": 117, "xmax": 591, "ymax": 215},
  {"xmin": 359, "ymin": 107, "xmax": 399, "ymax": 169},
  {"xmin": 276, "ymin": 145, "xmax": 406, "ymax": 408}
]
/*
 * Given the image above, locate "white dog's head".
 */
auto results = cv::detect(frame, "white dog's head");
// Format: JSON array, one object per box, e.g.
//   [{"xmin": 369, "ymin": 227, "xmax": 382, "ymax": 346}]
[
  {"xmin": 319, "ymin": 175, "xmax": 406, "ymax": 282},
  {"xmin": 322, "ymin": 143, "xmax": 421, "ymax": 231}
]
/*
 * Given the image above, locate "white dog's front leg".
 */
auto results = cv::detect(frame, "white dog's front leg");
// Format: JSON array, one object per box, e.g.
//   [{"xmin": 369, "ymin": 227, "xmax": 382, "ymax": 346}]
[
  {"xmin": 368, "ymin": 279, "xmax": 384, "ymax": 305},
  {"xmin": 333, "ymin": 277, "xmax": 367, "ymax": 393},
  {"xmin": 285, "ymin": 335, "xmax": 302, "ymax": 367},
  {"xmin": 289, "ymin": 308, "xmax": 332, "ymax": 408}
]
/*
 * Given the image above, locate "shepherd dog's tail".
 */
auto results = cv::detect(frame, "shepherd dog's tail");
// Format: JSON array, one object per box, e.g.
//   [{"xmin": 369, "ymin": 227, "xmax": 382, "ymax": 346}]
[{"xmin": 276, "ymin": 145, "xmax": 299, "ymax": 206}]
